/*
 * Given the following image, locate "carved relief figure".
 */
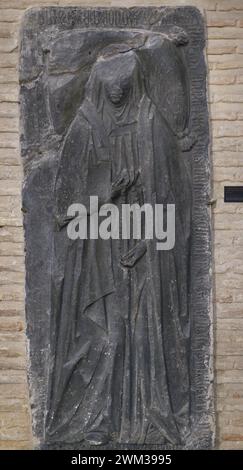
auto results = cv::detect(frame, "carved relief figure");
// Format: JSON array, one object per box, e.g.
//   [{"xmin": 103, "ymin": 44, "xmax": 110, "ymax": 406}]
[{"xmin": 46, "ymin": 43, "xmax": 192, "ymax": 447}]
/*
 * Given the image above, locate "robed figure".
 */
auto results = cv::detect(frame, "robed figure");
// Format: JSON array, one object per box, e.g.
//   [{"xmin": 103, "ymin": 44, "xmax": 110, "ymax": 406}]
[{"xmin": 46, "ymin": 45, "xmax": 192, "ymax": 447}]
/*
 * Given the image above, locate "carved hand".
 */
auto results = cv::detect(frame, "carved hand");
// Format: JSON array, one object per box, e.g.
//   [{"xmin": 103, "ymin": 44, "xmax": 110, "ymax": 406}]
[
  {"xmin": 111, "ymin": 169, "xmax": 140, "ymax": 199},
  {"xmin": 120, "ymin": 240, "xmax": 147, "ymax": 268}
]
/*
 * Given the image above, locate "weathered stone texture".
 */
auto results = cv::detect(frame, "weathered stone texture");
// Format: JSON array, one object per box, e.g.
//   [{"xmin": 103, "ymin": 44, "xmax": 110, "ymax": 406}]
[{"xmin": 0, "ymin": 0, "xmax": 242, "ymax": 450}]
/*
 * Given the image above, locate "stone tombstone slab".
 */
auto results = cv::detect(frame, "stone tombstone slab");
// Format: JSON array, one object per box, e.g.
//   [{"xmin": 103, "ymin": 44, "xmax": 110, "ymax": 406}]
[{"xmin": 19, "ymin": 7, "xmax": 213, "ymax": 449}]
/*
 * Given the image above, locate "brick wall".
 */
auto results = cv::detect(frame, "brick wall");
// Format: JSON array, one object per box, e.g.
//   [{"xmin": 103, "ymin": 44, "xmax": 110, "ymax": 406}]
[{"xmin": 0, "ymin": 0, "xmax": 243, "ymax": 450}]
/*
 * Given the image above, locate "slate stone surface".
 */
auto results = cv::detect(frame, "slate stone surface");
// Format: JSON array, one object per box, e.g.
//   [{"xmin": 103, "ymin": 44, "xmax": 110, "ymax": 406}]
[{"xmin": 19, "ymin": 6, "xmax": 213, "ymax": 449}]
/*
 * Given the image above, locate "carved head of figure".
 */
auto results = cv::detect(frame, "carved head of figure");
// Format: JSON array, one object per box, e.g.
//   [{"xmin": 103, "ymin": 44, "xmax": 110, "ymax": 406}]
[{"xmin": 85, "ymin": 45, "xmax": 145, "ymax": 113}]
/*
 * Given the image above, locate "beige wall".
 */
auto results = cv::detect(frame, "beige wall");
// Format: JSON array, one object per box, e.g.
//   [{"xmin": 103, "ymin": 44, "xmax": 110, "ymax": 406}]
[{"xmin": 0, "ymin": 0, "xmax": 243, "ymax": 450}]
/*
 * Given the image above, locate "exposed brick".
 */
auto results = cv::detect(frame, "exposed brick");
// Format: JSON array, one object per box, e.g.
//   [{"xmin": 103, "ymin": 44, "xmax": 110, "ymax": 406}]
[
  {"xmin": 208, "ymin": 28, "xmax": 243, "ymax": 39},
  {"xmin": 206, "ymin": 12, "xmax": 237, "ymax": 28},
  {"xmin": 0, "ymin": 148, "xmax": 20, "ymax": 166},
  {"xmin": 214, "ymin": 213, "xmax": 243, "ymax": 230},
  {"xmin": 0, "ymin": 0, "xmax": 59, "ymax": 8},
  {"xmin": 0, "ymin": 334, "xmax": 26, "ymax": 345},
  {"xmin": 0, "ymin": 10, "xmax": 23, "ymax": 22},
  {"xmin": 0, "ymin": 441, "xmax": 31, "ymax": 449},
  {"xmin": 0, "ymin": 166, "xmax": 22, "ymax": 180},
  {"xmin": 217, "ymin": 398, "xmax": 243, "ymax": 413},
  {"xmin": 0, "ymin": 285, "xmax": 24, "ymax": 302},
  {"xmin": 0, "ymin": 181, "xmax": 21, "ymax": 196},
  {"xmin": 212, "ymin": 137, "xmax": 243, "ymax": 152},
  {"xmin": 209, "ymin": 55, "xmax": 243, "ymax": 70},
  {"xmin": 0, "ymin": 242, "xmax": 24, "ymax": 256},
  {"xmin": 217, "ymin": 372, "xmax": 243, "ymax": 385},
  {"xmin": 0, "ymin": 52, "xmax": 18, "ymax": 68},
  {"xmin": 0, "ymin": 383, "xmax": 28, "ymax": 399},
  {"xmin": 217, "ymin": 317, "xmax": 243, "ymax": 331},
  {"xmin": 0, "ymin": 355, "xmax": 26, "ymax": 370},
  {"xmin": 0, "ymin": 91, "xmax": 18, "ymax": 107},
  {"xmin": 218, "ymin": 383, "xmax": 243, "ymax": 400},
  {"xmin": 0, "ymin": 69, "xmax": 18, "ymax": 84},
  {"xmin": 0, "ymin": 23, "xmax": 16, "ymax": 39},
  {"xmin": 0, "ymin": 399, "xmax": 28, "ymax": 413},
  {"xmin": 216, "ymin": 355, "xmax": 243, "ymax": 371},
  {"xmin": 0, "ymin": 271, "xmax": 24, "ymax": 284},
  {"xmin": 237, "ymin": 70, "xmax": 243, "ymax": 84},
  {"xmin": 0, "ymin": 196, "xmax": 22, "ymax": 219},
  {"xmin": 212, "ymin": 122, "xmax": 243, "ymax": 137},
  {"xmin": 0, "ymin": 102, "xmax": 18, "ymax": 117},
  {"xmin": 215, "ymin": 288, "xmax": 243, "ymax": 304},
  {"xmin": 237, "ymin": 43, "xmax": 243, "ymax": 54},
  {"xmin": 218, "ymin": 412, "xmax": 243, "ymax": 428},
  {"xmin": 217, "ymin": 342, "xmax": 243, "ymax": 355},
  {"xmin": 0, "ymin": 217, "xmax": 23, "ymax": 227},
  {"xmin": 213, "ymin": 166, "xmax": 243, "ymax": 182},
  {"xmin": 214, "ymin": 230, "xmax": 242, "ymax": 247},
  {"xmin": 0, "ymin": 117, "xmax": 18, "ymax": 133},
  {"xmin": 0, "ymin": 226, "xmax": 24, "ymax": 243},
  {"xmin": 207, "ymin": 40, "xmax": 236, "ymax": 55},
  {"xmin": 0, "ymin": 257, "xmax": 24, "ymax": 273},
  {"xmin": 218, "ymin": 1, "xmax": 243, "ymax": 11},
  {"xmin": 210, "ymin": 103, "xmax": 243, "ymax": 121},
  {"xmin": 0, "ymin": 38, "xmax": 17, "ymax": 53},
  {"xmin": 208, "ymin": 70, "xmax": 236, "ymax": 86},
  {"xmin": 0, "ymin": 317, "xmax": 24, "ymax": 332},
  {"xmin": 215, "ymin": 303, "xmax": 243, "ymax": 319},
  {"xmin": 0, "ymin": 133, "xmax": 19, "ymax": 149},
  {"xmin": 210, "ymin": 84, "xmax": 243, "ymax": 106},
  {"xmin": 219, "ymin": 441, "xmax": 243, "ymax": 450},
  {"xmin": 0, "ymin": 411, "xmax": 31, "ymax": 440}
]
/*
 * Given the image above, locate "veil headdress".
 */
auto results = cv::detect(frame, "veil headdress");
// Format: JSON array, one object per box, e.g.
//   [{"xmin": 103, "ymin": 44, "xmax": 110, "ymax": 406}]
[{"xmin": 84, "ymin": 44, "xmax": 145, "ymax": 127}]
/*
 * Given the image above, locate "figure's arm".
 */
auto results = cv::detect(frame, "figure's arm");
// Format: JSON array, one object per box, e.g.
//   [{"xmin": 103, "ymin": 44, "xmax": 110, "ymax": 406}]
[{"xmin": 54, "ymin": 115, "xmax": 90, "ymax": 230}]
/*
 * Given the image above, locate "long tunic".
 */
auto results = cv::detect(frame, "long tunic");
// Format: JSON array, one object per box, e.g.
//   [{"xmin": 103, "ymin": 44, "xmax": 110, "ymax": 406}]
[{"xmin": 46, "ymin": 94, "xmax": 191, "ymax": 446}]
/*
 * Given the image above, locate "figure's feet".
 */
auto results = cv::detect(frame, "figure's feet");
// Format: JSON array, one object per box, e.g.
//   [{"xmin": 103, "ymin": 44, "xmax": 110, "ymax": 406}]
[{"xmin": 85, "ymin": 431, "xmax": 110, "ymax": 446}]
